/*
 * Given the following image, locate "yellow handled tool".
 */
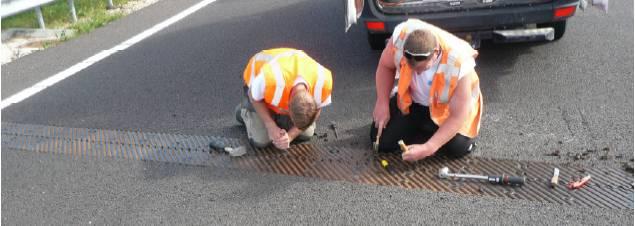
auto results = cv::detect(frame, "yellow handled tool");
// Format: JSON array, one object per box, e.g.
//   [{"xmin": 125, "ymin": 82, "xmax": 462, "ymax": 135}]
[
  {"xmin": 373, "ymin": 126, "xmax": 383, "ymax": 151},
  {"xmin": 398, "ymin": 140, "xmax": 408, "ymax": 153}
]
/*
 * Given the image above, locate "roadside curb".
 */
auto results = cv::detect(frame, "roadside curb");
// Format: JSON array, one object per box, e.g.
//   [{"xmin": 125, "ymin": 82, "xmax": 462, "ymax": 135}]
[
  {"xmin": 1, "ymin": 28, "xmax": 73, "ymax": 42},
  {"xmin": 1, "ymin": 28, "xmax": 75, "ymax": 65}
]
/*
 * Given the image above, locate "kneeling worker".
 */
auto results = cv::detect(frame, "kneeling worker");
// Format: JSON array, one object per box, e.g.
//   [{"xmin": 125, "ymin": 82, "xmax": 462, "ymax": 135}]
[
  {"xmin": 371, "ymin": 19, "xmax": 483, "ymax": 162},
  {"xmin": 236, "ymin": 48, "xmax": 333, "ymax": 150}
]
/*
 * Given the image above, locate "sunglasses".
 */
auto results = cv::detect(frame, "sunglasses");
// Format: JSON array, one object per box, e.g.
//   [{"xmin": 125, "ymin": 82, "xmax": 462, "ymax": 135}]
[{"xmin": 403, "ymin": 49, "xmax": 435, "ymax": 62}]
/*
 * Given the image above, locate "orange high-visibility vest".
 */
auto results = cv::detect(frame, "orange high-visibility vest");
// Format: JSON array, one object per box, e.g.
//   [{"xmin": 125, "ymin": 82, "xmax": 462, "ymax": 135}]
[
  {"xmin": 243, "ymin": 48, "xmax": 333, "ymax": 115},
  {"xmin": 392, "ymin": 19, "xmax": 482, "ymax": 138}
]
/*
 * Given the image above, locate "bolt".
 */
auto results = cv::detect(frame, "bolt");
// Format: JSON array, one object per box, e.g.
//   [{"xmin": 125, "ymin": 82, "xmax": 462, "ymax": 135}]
[
  {"xmin": 574, "ymin": 154, "xmax": 583, "ymax": 160},
  {"xmin": 599, "ymin": 155, "xmax": 609, "ymax": 160}
]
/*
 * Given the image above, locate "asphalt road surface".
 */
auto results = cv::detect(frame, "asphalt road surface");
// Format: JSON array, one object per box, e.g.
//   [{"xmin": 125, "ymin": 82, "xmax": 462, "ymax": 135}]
[{"xmin": 2, "ymin": 0, "xmax": 633, "ymax": 224}]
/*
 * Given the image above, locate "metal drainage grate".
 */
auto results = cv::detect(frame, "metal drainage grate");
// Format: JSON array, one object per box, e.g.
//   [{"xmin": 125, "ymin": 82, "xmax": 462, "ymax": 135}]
[{"xmin": 2, "ymin": 122, "xmax": 633, "ymax": 209}]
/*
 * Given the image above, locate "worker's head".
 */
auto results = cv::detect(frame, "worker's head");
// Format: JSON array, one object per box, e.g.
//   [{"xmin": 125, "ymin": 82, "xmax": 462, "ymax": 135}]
[
  {"xmin": 289, "ymin": 84, "xmax": 318, "ymax": 130},
  {"xmin": 404, "ymin": 29, "xmax": 439, "ymax": 72}
]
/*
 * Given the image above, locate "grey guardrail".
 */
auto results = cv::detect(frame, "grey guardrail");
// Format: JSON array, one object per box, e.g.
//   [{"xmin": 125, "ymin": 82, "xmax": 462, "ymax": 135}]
[
  {"xmin": 0, "ymin": 0, "xmax": 96, "ymax": 29},
  {"xmin": 1, "ymin": 0, "xmax": 56, "ymax": 18},
  {"xmin": 1, "ymin": 0, "xmax": 69, "ymax": 29}
]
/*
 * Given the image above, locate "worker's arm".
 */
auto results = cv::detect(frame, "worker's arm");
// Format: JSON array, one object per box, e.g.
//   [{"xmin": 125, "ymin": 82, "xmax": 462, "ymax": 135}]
[
  {"xmin": 373, "ymin": 40, "xmax": 398, "ymax": 130},
  {"xmin": 403, "ymin": 71, "xmax": 475, "ymax": 161},
  {"xmin": 287, "ymin": 108, "xmax": 321, "ymax": 141},
  {"xmin": 250, "ymin": 95, "xmax": 288, "ymax": 149}
]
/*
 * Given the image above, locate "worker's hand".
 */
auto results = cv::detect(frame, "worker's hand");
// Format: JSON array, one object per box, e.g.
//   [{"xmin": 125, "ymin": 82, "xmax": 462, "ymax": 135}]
[
  {"xmin": 376, "ymin": 126, "xmax": 384, "ymax": 143},
  {"xmin": 373, "ymin": 101, "xmax": 390, "ymax": 131},
  {"xmin": 266, "ymin": 125, "xmax": 283, "ymax": 140},
  {"xmin": 402, "ymin": 143, "xmax": 437, "ymax": 162},
  {"xmin": 287, "ymin": 127, "xmax": 302, "ymax": 142},
  {"xmin": 471, "ymin": 50, "xmax": 479, "ymax": 59},
  {"xmin": 272, "ymin": 130, "xmax": 290, "ymax": 150},
  {"xmin": 266, "ymin": 125, "xmax": 288, "ymax": 149}
]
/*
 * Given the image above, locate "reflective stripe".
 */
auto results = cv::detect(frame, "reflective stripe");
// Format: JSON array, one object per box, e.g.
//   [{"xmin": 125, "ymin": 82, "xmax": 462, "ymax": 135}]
[
  {"xmin": 254, "ymin": 52, "xmax": 276, "ymax": 62},
  {"xmin": 437, "ymin": 65, "xmax": 456, "ymax": 104},
  {"xmin": 438, "ymin": 50, "xmax": 461, "ymax": 104},
  {"xmin": 445, "ymin": 49, "xmax": 460, "ymax": 75},
  {"xmin": 439, "ymin": 76, "xmax": 450, "ymax": 103},
  {"xmin": 394, "ymin": 30, "xmax": 407, "ymax": 49},
  {"xmin": 319, "ymin": 95, "xmax": 331, "ymax": 108},
  {"xmin": 394, "ymin": 49, "xmax": 404, "ymax": 71},
  {"xmin": 249, "ymin": 52, "xmax": 276, "ymax": 86},
  {"xmin": 270, "ymin": 60, "xmax": 285, "ymax": 106},
  {"xmin": 314, "ymin": 65, "xmax": 325, "ymax": 106},
  {"xmin": 249, "ymin": 58, "xmax": 256, "ymax": 86},
  {"xmin": 393, "ymin": 29, "xmax": 408, "ymax": 69}
]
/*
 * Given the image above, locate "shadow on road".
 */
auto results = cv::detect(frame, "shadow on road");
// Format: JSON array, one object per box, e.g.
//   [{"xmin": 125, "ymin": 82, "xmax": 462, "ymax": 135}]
[{"xmin": 476, "ymin": 40, "xmax": 552, "ymax": 103}]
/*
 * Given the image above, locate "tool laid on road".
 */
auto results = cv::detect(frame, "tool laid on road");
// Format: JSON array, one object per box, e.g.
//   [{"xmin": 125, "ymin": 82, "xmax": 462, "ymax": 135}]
[
  {"xmin": 567, "ymin": 175, "xmax": 591, "ymax": 190},
  {"xmin": 551, "ymin": 168, "xmax": 560, "ymax": 188},
  {"xmin": 209, "ymin": 140, "xmax": 247, "ymax": 157},
  {"xmin": 329, "ymin": 121, "xmax": 339, "ymax": 140},
  {"xmin": 398, "ymin": 140, "xmax": 408, "ymax": 153},
  {"xmin": 224, "ymin": 146, "xmax": 247, "ymax": 157},
  {"xmin": 438, "ymin": 167, "xmax": 526, "ymax": 186}
]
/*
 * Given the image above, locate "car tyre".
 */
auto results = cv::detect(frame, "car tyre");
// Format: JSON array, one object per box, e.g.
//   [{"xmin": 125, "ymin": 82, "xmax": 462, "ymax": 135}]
[{"xmin": 368, "ymin": 33, "xmax": 390, "ymax": 50}]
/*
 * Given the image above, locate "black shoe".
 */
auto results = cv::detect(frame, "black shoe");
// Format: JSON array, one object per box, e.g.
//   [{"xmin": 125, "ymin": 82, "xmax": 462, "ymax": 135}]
[{"xmin": 209, "ymin": 139, "xmax": 226, "ymax": 150}]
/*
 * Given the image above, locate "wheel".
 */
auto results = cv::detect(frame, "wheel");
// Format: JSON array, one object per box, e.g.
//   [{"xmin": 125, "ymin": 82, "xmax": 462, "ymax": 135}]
[
  {"xmin": 538, "ymin": 20, "xmax": 567, "ymax": 41},
  {"xmin": 368, "ymin": 33, "xmax": 390, "ymax": 50}
]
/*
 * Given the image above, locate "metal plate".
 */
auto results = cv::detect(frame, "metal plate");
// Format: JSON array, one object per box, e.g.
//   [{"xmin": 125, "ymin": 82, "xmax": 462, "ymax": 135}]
[{"xmin": 2, "ymin": 122, "xmax": 633, "ymax": 209}]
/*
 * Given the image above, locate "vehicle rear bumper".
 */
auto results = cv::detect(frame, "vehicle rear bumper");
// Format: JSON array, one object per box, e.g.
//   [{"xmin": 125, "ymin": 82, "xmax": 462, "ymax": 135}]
[{"xmin": 361, "ymin": 0, "xmax": 579, "ymax": 35}]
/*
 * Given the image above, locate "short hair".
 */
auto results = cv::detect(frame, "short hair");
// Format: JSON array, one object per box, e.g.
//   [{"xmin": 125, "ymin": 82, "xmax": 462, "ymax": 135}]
[
  {"xmin": 403, "ymin": 29, "xmax": 437, "ymax": 65},
  {"xmin": 289, "ymin": 89, "xmax": 318, "ymax": 130}
]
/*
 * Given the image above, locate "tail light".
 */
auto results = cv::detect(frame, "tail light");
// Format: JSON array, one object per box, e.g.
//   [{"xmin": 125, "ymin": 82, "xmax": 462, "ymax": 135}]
[
  {"xmin": 365, "ymin": 21, "xmax": 385, "ymax": 32},
  {"xmin": 554, "ymin": 5, "xmax": 576, "ymax": 19}
]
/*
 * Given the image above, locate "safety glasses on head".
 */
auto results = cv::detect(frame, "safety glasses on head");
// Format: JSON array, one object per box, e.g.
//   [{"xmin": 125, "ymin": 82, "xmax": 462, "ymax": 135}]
[{"xmin": 403, "ymin": 49, "xmax": 433, "ymax": 62}]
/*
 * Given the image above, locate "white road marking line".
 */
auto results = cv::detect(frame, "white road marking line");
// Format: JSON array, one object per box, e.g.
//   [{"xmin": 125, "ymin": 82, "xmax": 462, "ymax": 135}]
[{"xmin": 1, "ymin": 0, "xmax": 218, "ymax": 110}]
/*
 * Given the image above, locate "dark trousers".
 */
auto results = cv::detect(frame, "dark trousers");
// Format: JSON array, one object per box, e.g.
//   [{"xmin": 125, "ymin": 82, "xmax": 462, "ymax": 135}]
[{"xmin": 369, "ymin": 96, "xmax": 475, "ymax": 158}]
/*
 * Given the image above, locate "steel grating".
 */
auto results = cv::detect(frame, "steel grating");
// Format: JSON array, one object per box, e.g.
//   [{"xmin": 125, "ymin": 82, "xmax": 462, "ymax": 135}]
[{"xmin": 2, "ymin": 122, "xmax": 633, "ymax": 209}]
